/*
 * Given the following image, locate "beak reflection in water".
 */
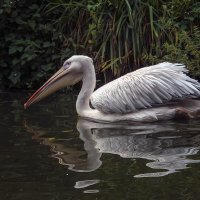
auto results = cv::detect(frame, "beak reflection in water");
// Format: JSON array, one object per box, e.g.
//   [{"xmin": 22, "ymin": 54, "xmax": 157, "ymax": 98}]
[{"xmin": 24, "ymin": 118, "xmax": 200, "ymax": 178}]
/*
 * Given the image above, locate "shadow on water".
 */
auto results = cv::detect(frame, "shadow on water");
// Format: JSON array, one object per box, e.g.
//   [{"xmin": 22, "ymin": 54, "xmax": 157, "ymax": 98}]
[{"xmin": 1, "ymin": 91, "xmax": 200, "ymax": 200}]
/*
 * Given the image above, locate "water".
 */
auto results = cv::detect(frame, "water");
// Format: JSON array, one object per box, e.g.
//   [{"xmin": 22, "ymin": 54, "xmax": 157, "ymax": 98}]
[{"xmin": 1, "ymin": 91, "xmax": 200, "ymax": 200}]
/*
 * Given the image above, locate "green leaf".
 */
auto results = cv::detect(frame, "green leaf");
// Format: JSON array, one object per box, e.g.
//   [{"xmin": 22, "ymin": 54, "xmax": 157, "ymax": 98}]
[
  {"xmin": 29, "ymin": 4, "xmax": 39, "ymax": 10},
  {"xmin": 52, "ymin": 54, "xmax": 60, "ymax": 60},
  {"xmin": 15, "ymin": 18, "xmax": 25, "ymax": 25},
  {"xmin": 8, "ymin": 72, "xmax": 21, "ymax": 85},
  {"xmin": 12, "ymin": 58, "xmax": 19, "ymax": 65},
  {"xmin": 26, "ymin": 53, "xmax": 37, "ymax": 61},
  {"xmin": 28, "ymin": 20, "xmax": 36, "ymax": 29},
  {"xmin": 17, "ymin": 46, "xmax": 23, "ymax": 52},
  {"xmin": 41, "ymin": 63, "xmax": 53, "ymax": 72},
  {"xmin": 9, "ymin": 47, "xmax": 17, "ymax": 55},
  {"xmin": 43, "ymin": 42, "xmax": 51, "ymax": 48}
]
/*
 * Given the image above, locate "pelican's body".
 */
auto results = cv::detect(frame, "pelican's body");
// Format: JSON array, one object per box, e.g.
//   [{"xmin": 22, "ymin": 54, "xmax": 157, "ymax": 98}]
[{"xmin": 24, "ymin": 55, "xmax": 200, "ymax": 123}]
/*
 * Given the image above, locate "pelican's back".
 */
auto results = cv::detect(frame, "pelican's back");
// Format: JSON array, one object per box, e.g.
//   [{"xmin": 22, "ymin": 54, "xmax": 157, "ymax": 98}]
[{"xmin": 90, "ymin": 62, "xmax": 200, "ymax": 114}]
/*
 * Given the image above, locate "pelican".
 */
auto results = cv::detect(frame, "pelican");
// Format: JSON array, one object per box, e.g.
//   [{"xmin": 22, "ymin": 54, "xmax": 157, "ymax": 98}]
[{"xmin": 24, "ymin": 55, "xmax": 200, "ymax": 123}]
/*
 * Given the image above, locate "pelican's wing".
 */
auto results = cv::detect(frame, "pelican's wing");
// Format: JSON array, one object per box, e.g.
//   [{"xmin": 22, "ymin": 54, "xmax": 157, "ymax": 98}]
[{"xmin": 90, "ymin": 62, "xmax": 200, "ymax": 114}]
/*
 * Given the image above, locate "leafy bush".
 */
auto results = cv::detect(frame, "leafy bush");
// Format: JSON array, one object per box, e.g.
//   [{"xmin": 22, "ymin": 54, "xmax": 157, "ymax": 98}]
[
  {"xmin": 46, "ymin": 0, "xmax": 200, "ymax": 79},
  {"xmin": 46, "ymin": 0, "xmax": 169, "ymax": 77},
  {"xmin": 145, "ymin": 1, "xmax": 200, "ymax": 77},
  {"xmin": 0, "ymin": 0, "xmax": 199, "ymax": 89},
  {"xmin": 0, "ymin": 0, "xmax": 71, "ymax": 89}
]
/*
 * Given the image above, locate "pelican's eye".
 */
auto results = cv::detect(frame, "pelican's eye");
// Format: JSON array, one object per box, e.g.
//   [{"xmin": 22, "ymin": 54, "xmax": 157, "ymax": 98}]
[{"xmin": 63, "ymin": 61, "xmax": 71, "ymax": 69}]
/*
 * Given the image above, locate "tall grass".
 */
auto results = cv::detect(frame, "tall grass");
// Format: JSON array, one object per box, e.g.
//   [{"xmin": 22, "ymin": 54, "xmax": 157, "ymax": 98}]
[{"xmin": 45, "ymin": 0, "xmax": 200, "ymax": 80}]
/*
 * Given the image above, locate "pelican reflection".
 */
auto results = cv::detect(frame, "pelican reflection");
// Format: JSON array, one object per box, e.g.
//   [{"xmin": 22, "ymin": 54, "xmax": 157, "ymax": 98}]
[{"xmin": 25, "ymin": 119, "xmax": 200, "ymax": 178}]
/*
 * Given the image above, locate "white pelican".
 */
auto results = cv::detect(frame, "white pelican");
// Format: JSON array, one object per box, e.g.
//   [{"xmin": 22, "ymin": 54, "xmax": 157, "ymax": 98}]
[{"xmin": 24, "ymin": 55, "xmax": 200, "ymax": 123}]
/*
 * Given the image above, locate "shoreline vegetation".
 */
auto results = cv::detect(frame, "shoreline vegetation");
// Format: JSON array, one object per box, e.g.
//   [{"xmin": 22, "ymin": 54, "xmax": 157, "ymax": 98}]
[{"xmin": 0, "ymin": 0, "xmax": 199, "ymax": 89}]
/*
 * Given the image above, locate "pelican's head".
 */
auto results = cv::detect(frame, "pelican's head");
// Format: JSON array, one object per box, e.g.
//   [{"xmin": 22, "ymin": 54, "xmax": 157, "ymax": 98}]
[{"xmin": 24, "ymin": 55, "xmax": 93, "ymax": 109}]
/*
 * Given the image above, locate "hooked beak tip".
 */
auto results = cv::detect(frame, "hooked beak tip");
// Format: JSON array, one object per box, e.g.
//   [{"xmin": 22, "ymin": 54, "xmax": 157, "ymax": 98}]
[{"xmin": 24, "ymin": 103, "xmax": 28, "ymax": 109}]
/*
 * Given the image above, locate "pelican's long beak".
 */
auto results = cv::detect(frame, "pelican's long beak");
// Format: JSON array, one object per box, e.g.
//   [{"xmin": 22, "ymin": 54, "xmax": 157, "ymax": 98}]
[{"xmin": 24, "ymin": 67, "xmax": 81, "ymax": 109}]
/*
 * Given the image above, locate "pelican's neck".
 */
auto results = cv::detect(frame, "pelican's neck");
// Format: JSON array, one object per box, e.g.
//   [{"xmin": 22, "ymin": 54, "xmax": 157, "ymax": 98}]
[{"xmin": 76, "ymin": 62, "xmax": 96, "ymax": 116}]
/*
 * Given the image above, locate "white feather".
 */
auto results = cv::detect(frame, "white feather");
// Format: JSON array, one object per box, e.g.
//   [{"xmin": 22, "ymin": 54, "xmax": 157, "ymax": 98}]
[{"xmin": 90, "ymin": 62, "xmax": 200, "ymax": 114}]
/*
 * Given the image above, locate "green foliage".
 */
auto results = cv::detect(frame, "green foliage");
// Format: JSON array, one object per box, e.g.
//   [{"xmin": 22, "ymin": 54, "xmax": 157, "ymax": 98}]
[
  {"xmin": 146, "ymin": 29, "xmax": 200, "ymax": 76},
  {"xmin": 0, "ymin": 0, "xmax": 71, "ymax": 89},
  {"xmin": 46, "ymin": 0, "xmax": 167, "ymax": 77},
  {"xmin": 145, "ymin": 1, "xmax": 200, "ymax": 76},
  {"xmin": 0, "ymin": 0, "xmax": 200, "ymax": 89},
  {"xmin": 46, "ymin": 0, "xmax": 200, "ymax": 80}
]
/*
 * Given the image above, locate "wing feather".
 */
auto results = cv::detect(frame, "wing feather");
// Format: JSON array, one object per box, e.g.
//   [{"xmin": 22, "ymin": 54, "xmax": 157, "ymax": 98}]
[{"xmin": 90, "ymin": 62, "xmax": 200, "ymax": 113}]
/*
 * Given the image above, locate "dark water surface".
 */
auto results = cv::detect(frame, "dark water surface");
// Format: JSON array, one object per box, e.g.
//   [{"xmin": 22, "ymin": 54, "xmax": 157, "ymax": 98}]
[{"xmin": 1, "ymin": 91, "xmax": 200, "ymax": 200}]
